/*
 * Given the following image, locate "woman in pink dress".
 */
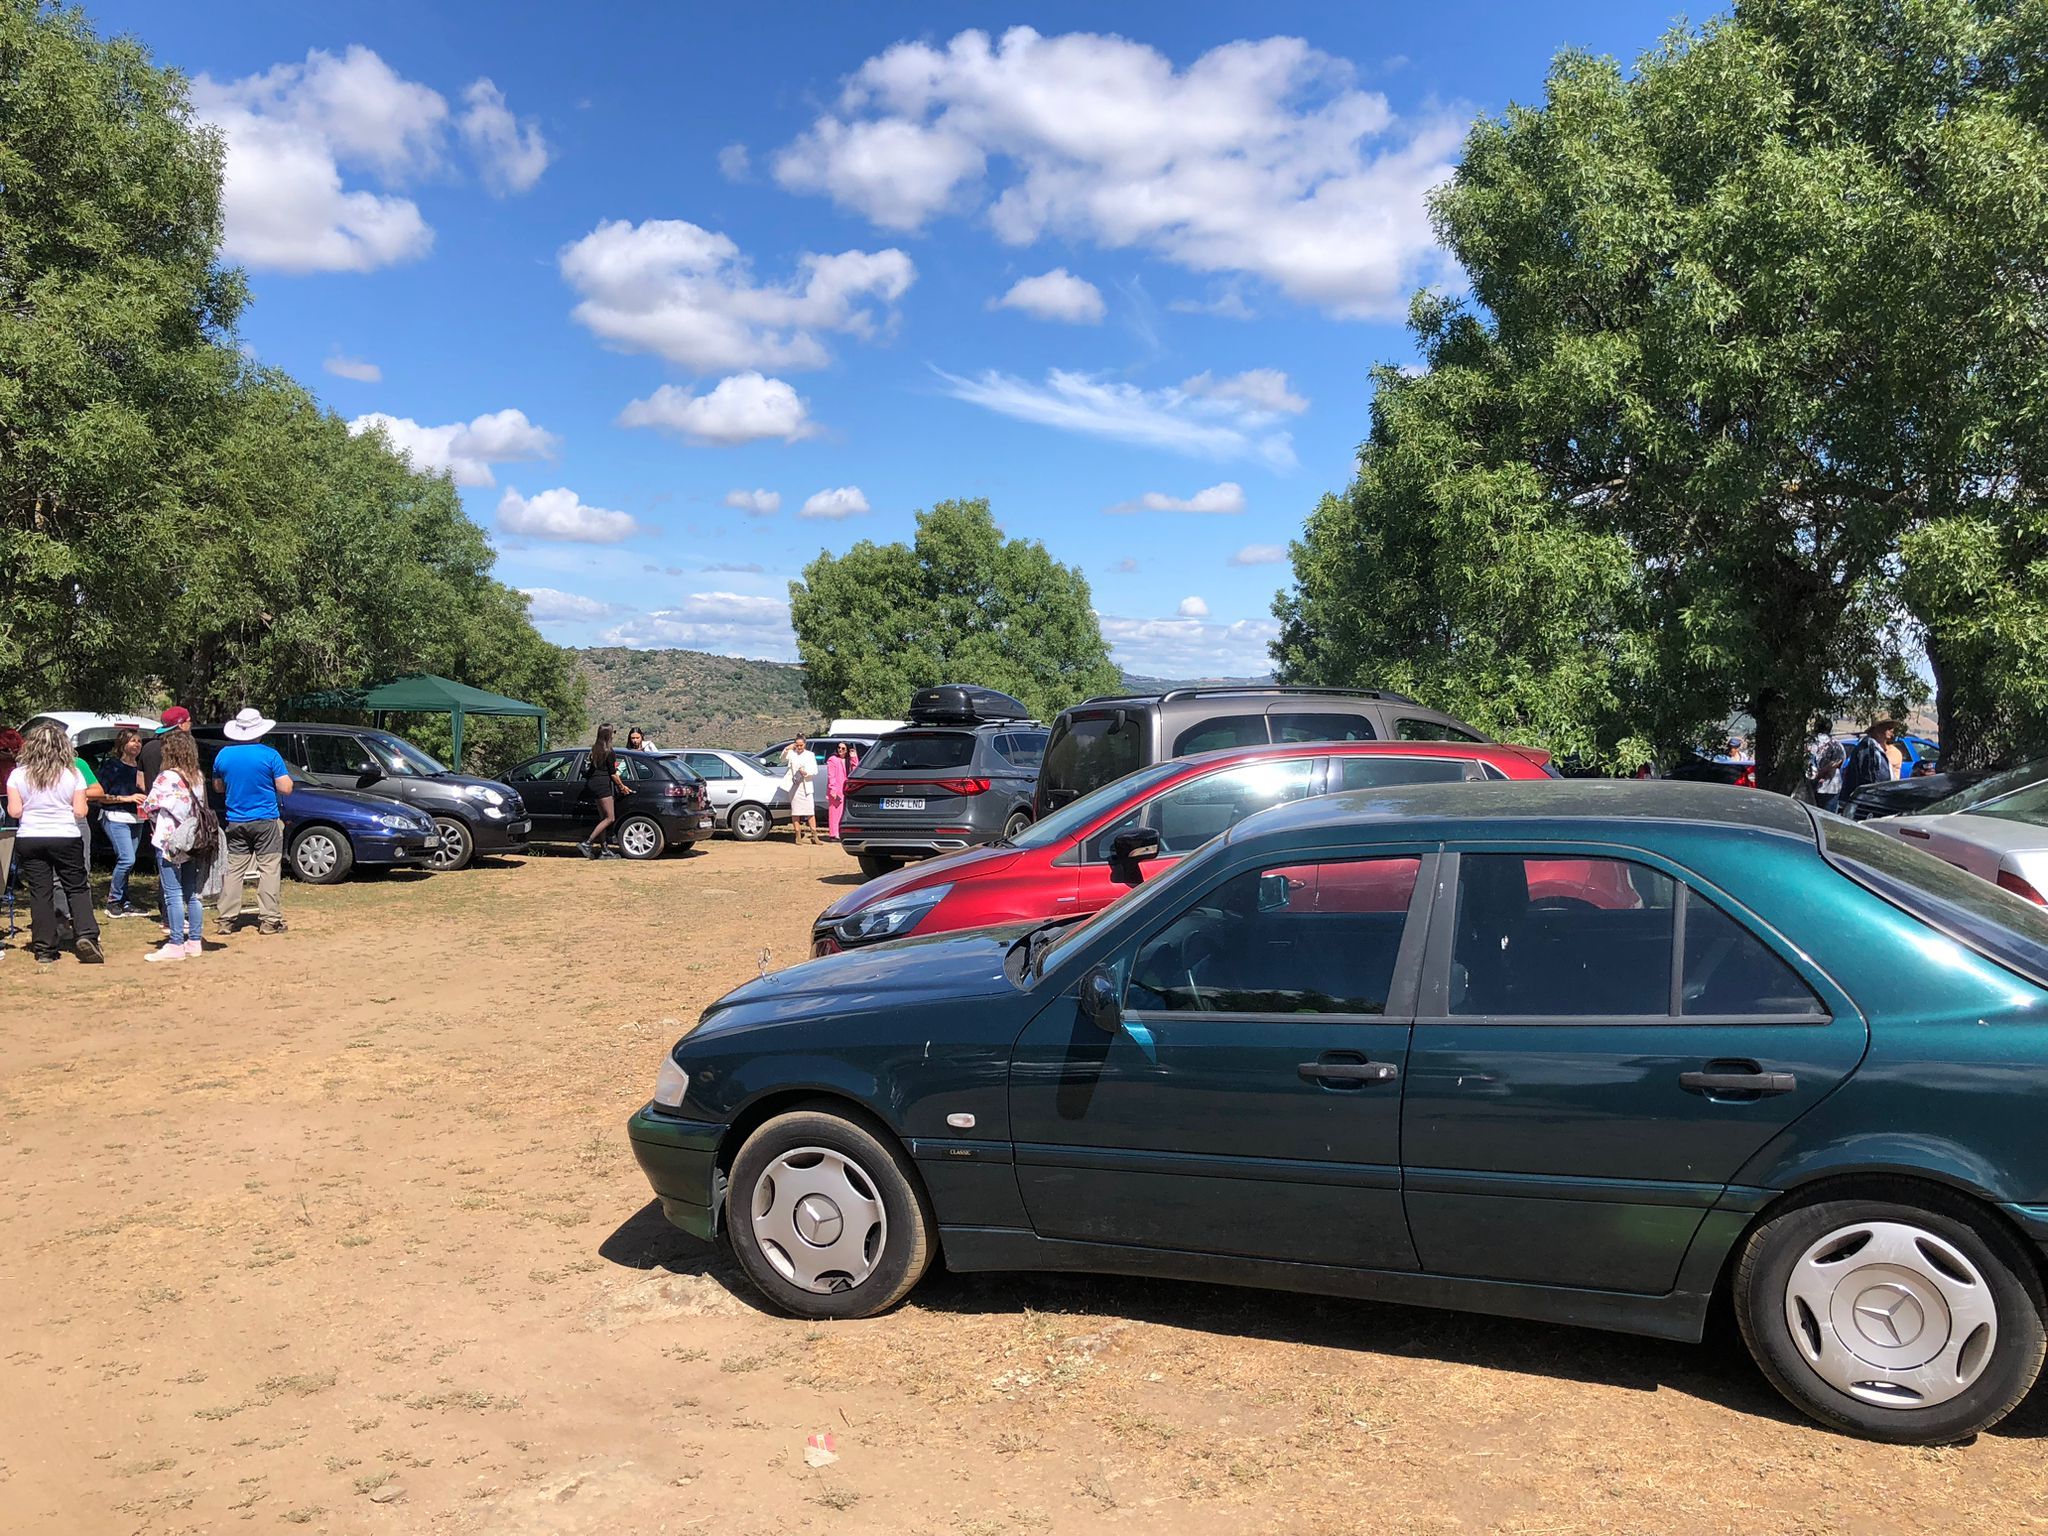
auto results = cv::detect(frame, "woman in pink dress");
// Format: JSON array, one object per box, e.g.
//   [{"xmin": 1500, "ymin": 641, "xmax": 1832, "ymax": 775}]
[{"xmin": 825, "ymin": 742, "xmax": 859, "ymax": 841}]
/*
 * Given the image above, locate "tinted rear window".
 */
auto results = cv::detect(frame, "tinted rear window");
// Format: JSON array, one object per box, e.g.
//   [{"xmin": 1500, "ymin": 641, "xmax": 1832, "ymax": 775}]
[
  {"xmin": 1397, "ymin": 716, "xmax": 1483, "ymax": 742},
  {"xmin": 994, "ymin": 730, "xmax": 1048, "ymax": 769},
  {"xmin": 1270, "ymin": 710, "xmax": 1375, "ymax": 744},
  {"xmin": 1821, "ymin": 814, "xmax": 2048, "ymax": 988},
  {"xmin": 1040, "ymin": 714, "xmax": 1145, "ymax": 801},
  {"xmin": 863, "ymin": 733, "xmax": 977, "ymax": 772},
  {"xmin": 1174, "ymin": 714, "xmax": 1269, "ymax": 755}
]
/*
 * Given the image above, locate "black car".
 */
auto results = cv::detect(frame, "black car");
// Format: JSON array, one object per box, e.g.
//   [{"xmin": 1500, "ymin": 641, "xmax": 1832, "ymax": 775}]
[
  {"xmin": 1842, "ymin": 769, "xmax": 1996, "ymax": 821},
  {"xmin": 1036, "ymin": 685, "xmax": 1486, "ymax": 814},
  {"xmin": 839, "ymin": 686, "xmax": 1048, "ymax": 877},
  {"xmin": 499, "ymin": 748, "xmax": 715, "ymax": 858},
  {"xmin": 196, "ymin": 722, "xmax": 528, "ymax": 871}
]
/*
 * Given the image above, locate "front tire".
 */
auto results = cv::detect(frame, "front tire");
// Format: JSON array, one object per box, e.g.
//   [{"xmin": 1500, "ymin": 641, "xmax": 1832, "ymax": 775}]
[
  {"xmin": 289, "ymin": 826, "xmax": 354, "ymax": 884},
  {"xmin": 1734, "ymin": 1189, "xmax": 2046, "ymax": 1444},
  {"xmin": 729, "ymin": 802, "xmax": 771, "ymax": 842},
  {"xmin": 725, "ymin": 1109, "xmax": 935, "ymax": 1319},
  {"xmin": 618, "ymin": 814, "xmax": 666, "ymax": 860},
  {"xmin": 429, "ymin": 815, "xmax": 474, "ymax": 871}
]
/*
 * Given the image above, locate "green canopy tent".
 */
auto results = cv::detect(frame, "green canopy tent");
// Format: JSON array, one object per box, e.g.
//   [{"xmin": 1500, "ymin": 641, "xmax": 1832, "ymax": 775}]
[{"xmin": 281, "ymin": 674, "xmax": 548, "ymax": 768}]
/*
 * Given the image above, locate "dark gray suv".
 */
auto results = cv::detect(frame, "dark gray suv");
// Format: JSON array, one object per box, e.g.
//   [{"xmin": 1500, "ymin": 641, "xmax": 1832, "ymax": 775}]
[
  {"xmin": 838, "ymin": 686, "xmax": 1048, "ymax": 877},
  {"xmin": 1035, "ymin": 685, "xmax": 1486, "ymax": 814}
]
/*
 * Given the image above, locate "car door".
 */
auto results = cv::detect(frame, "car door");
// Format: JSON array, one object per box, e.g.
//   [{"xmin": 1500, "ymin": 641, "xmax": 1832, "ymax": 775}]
[
  {"xmin": 1061, "ymin": 758, "xmax": 1320, "ymax": 918},
  {"xmin": 504, "ymin": 751, "xmax": 584, "ymax": 836},
  {"xmin": 1401, "ymin": 847, "xmax": 1867, "ymax": 1294},
  {"xmin": 300, "ymin": 731, "xmax": 378, "ymax": 790},
  {"xmin": 1009, "ymin": 847, "xmax": 1437, "ymax": 1270}
]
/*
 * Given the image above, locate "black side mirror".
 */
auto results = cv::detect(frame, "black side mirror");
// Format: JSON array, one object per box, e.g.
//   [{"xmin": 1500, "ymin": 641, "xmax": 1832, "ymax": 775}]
[
  {"xmin": 1080, "ymin": 964, "xmax": 1122, "ymax": 1034},
  {"xmin": 355, "ymin": 768, "xmax": 383, "ymax": 789},
  {"xmin": 1108, "ymin": 827, "xmax": 1162, "ymax": 886}
]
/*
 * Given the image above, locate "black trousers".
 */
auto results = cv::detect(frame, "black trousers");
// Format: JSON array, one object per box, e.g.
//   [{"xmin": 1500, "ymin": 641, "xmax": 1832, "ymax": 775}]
[{"xmin": 18, "ymin": 836, "xmax": 98, "ymax": 958}]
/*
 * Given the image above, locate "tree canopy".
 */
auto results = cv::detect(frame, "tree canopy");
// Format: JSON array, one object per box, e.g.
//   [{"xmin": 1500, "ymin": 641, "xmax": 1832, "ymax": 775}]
[
  {"xmin": 1277, "ymin": 0, "xmax": 2048, "ymax": 785},
  {"xmin": 0, "ymin": 0, "xmax": 583, "ymax": 769},
  {"xmin": 790, "ymin": 498, "xmax": 1123, "ymax": 723}
]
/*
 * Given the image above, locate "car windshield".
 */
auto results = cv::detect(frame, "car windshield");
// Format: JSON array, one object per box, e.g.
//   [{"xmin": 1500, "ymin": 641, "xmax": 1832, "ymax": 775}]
[
  {"xmin": 1031, "ymin": 820, "xmax": 1239, "ymax": 976},
  {"xmin": 862, "ymin": 732, "xmax": 976, "ymax": 772},
  {"xmin": 1819, "ymin": 813, "xmax": 2048, "ymax": 988},
  {"xmin": 365, "ymin": 732, "xmax": 447, "ymax": 777},
  {"xmin": 1924, "ymin": 759, "xmax": 2048, "ymax": 818},
  {"xmin": 1007, "ymin": 759, "xmax": 1185, "ymax": 850}
]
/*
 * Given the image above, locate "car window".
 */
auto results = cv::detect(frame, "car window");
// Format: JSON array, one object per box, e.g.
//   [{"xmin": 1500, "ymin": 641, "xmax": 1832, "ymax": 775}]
[
  {"xmin": 1332, "ymin": 755, "xmax": 1487, "ymax": 791},
  {"xmin": 1397, "ymin": 716, "xmax": 1484, "ymax": 743},
  {"xmin": 1451, "ymin": 854, "xmax": 1676, "ymax": 1016},
  {"xmin": 863, "ymin": 732, "xmax": 977, "ymax": 772},
  {"xmin": 618, "ymin": 754, "xmax": 697, "ymax": 784},
  {"xmin": 1923, "ymin": 759, "xmax": 2048, "ymax": 816},
  {"xmin": 993, "ymin": 730, "xmax": 1048, "ymax": 770},
  {"xmin": 685, "ymin": 752, "xmax": 738, "ymax": 780},
  {"xmin": 1084, "ymin": 759, "xmax": 1316, "ymax": 861},
  {"xmin": 1127, "ymin": 857, "xmax": 1422, "ymax": 1015},
  {"xmin": 1269, "ymin": 710, "xmax": 1376, "ymax": 744},
  {"xmin": 1682, "ymin": 895, "xmax": 1825, "ymax": 1016},
  {"xmin": 1039, "ymin": 713, "xmax": 1145, "ymax": 805},
  {"xmin": 1173, "ymin": 714, "xmax": 1269, "ymax": 756},
  {"xmin": 305, "ymin": 733, "xmax": 376, "ymax": 777},
  {"xmin": 364, "ymin": 732, "xmax": 446, "ymax": 776},
  {"xmin": 1972, "ymin": 780, "xmax": 2048, "ymax": 830},
  {"xmin": 514, "ymin": 753, "xmax": 579, "ymax": 782}
]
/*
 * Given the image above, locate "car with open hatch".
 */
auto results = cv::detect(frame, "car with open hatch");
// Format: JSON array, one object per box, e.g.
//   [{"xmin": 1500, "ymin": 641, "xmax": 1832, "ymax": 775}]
[
  {"xmin": 812, "ymin": 737, "xmax": 1558, "ymax": 955},
  {"xmin": 498, "ymin": 746, "xmax": 715, "ymax": 858},
  {"xmin": 631, "ymin": 780, "xmax": 2048, "ymax": 1445}
]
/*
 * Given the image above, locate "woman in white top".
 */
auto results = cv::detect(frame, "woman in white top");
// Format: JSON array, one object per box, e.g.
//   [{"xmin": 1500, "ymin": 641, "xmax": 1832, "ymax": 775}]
[
  {"xmin": 782, "ymin": 736, "xmax": 820, "ymax": 844},
  {"xmin": 5, "ymin": 723, "xmax": 103, "ymax": 965}
]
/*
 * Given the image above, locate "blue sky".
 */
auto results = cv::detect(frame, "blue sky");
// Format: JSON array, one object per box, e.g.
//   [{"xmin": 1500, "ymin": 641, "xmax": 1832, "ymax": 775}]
[{"xmin": 97, "ymin": 0, "xmax": 1675, "ymax": 675}]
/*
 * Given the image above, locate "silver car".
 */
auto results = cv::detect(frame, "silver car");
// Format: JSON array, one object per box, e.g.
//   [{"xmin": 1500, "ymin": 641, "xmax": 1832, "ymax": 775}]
[{"xmin": 674, "ymin": 748, "xmax": 791, "ymax": 842}]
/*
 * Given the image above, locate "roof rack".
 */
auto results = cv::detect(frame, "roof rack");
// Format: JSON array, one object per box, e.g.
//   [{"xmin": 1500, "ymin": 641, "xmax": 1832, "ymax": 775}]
[{"xmin": 1072, "ymin": 684, "xmax": 1418, "ymax": 708}]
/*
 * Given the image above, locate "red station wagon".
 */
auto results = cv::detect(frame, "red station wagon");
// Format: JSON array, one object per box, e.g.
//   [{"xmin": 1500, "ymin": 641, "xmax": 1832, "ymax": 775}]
[{"xmin": 813, "ymin": 739, "xmax": 1559, "ymax": 954}]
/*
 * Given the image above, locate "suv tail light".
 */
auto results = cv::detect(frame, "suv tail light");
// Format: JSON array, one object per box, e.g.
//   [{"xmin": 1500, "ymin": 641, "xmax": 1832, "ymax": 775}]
[
  {"xmin": 1997, "ymin": 870, "xmax": 2047, "ymax": 905},
  {"xmin": 931, "ymin": 778, "xmax": 991, "ymax": 797}
]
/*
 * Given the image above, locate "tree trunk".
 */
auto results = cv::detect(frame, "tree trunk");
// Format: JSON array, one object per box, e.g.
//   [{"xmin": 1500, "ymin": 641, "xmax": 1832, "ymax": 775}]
[{"xmin": 1750, "ymin": 688, "xmax": 1810, "ymax": 797}]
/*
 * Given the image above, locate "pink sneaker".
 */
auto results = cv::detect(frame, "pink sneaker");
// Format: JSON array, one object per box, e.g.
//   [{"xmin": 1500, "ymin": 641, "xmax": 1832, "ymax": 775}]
[
  {"xmin": 144, "ymin": 942, "xmax": 186, "ymax": 964},
  {"xmin": 182, "ymin": 940, "xmax": 203, "ymax": 958}
]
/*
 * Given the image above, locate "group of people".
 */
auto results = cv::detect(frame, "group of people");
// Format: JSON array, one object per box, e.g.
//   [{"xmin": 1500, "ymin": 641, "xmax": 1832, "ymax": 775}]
[
  {"xmin": 0, "ymin": 706, "xmax": 299, "ymax": 966},
  {"xmin": 1806, "ymin": 716, "xmax": 1920, "ymax": 812},
  {"xmin": 776, "ymin": 736, "xmax": 860, "ymax": 844}
]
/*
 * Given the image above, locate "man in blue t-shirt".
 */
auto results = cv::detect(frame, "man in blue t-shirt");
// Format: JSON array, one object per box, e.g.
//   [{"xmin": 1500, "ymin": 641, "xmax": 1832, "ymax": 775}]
[{"xmin": 211, "ymin": 708, "xmax": 295, "ymax": 936}]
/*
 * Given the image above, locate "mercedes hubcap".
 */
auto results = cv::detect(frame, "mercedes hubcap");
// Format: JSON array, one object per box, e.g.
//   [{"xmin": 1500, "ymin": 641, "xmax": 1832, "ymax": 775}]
[
  {"xmin": 751, "ymin": 1147, "xmax": 886, "ymax": 1293},
  {"xmin": 1784, "ymin": 1220, "xmax": 1998, "ymax": 1409}
]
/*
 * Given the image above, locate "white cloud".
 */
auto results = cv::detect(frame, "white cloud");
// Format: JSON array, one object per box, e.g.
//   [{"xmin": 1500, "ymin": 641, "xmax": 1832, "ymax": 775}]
[
  {"xmin": 558, "ymin": 218, "xmax": 915, "ymax": 373},
  {"xmin": 1098, "ymin": 611, "xmax": 1281, "ymax": 676},
  {"xmin": 348, "ymin": 407, "xmax": 558, "ymax": 486},
  {"xmin": 459, "ymin": 79, "xmax": 550, "ymax": 194},
  {"xmin": 1170, "ymin": 286, "xmax": 1257, "ymax": 320},
  {"xmin": 1181, "ymin": 368, "xmax": 1308, "ymax": 416},
  {"xmin": 1229, "ymin": 542, "xmax": 1288, "ymax": 566},
  {"xmin": 801, "ymin": 486, "xmax": 871, "ymax": 519},
  {"xmin": 1107, "ymin": 481, "xmax": 1246, "ymax": 514},
  {"xmin": 723, "ymin": 488, "xmax": 783, "ymax": 516},
  {"xmin": 706, "ymin": 560, "xmax": 767, "ymax": 574},
  {"xmin": 496, "ymin": 486, "xmax": 640, "ymax": 544},
  {"xmin": 992, "ymin": 267, "xmax": 1104, "ymax": 323},
  {"xmin": 601, "ymin": 591, "xmax": 797, "ymax": 659},
  {"xmin": 936, "ymin": 368, "xmax": 1295, "ymax": 469},
  {"xmin": 718, "ymin": 143, "xmax": 752, "ymax": 181},
  {"xmin": 772, "ymin": 27, "xmax": 1463, "ymax": 316},
  {"xmin": 1111, "ymin": 557, "xmax": 1139, "ymax": 574},
  {"xmin": 322, "ymin": 353, "xmax": 381, "ymax": 383},
  {"xmin": 520, "ymin": 586, "xmax": 616, "ymax": 621},
  {"xmin": 617, "ymin": 373, "xmax": 819, "ymax": 446},
  {"xmin": 1177, "ymin": 595, "xmax": 1210, "ymax": 618},
  {"xmin": 192, "ymin": 47, "xmax": 543, "ymax": 273}
]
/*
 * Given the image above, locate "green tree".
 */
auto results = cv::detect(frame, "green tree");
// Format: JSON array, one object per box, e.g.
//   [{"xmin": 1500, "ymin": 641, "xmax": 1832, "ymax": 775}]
[
  {"xmin": 1279, "ymin": 0, "xmax": 2048, "ymax": 785},
  {"xmin": 790, "ymin": 498, "xmax": 1123, "ymax": 722}
]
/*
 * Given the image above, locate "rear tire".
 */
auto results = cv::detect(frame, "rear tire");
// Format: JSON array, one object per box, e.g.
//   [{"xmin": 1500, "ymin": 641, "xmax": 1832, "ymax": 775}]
[
  {"xmin": 1002, "ymin": 808, "xmax": 1032, "ymax": 840},
  {"xmin": 618, "ymin": 815, "xmax": 666, "ymax": 860},
  {"xmin": 1734, "ymin": 1188, "xmax": 2045, "ymax": 1444},
  {"xmin": 729, "ymin": 802, "xmax": 771, "ymax": 842},
  {"xmin": 288, "ymin": 826, "xmax": 354, "ymax": 885},
  {"xmin": 858, "ymin": 852, "xmax": 899, "ymax": 879},
  {"xmin": 725, "ymin": 1109, "xmax": 935, "ymax": 1319},
  {"xmin": 429, "ymin": 815, "xmax": 474, "ymax": 871}
]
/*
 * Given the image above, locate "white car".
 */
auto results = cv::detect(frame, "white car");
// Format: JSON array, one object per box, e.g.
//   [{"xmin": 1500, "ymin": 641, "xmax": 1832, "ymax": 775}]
[
  {"xmin": 1869, "ymin": 759, "xmax": 2048, "ymax": 904},
  {"xmin": 673, "ymin": 748, "xmax": 792, "ymax": 842},
  {"xmin": 21, "ymin": 709, "xmax": 161, "ymax": 753}
]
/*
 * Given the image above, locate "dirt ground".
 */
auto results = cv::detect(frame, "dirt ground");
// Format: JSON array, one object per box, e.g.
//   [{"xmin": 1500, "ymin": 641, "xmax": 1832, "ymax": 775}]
[{"xmin": 4, "ymin": 835, "xmax": 2046, "ymax": 1536}]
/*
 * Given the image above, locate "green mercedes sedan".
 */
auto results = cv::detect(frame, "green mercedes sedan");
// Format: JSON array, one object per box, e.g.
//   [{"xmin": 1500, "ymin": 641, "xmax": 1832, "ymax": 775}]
[{"xmin": 628, "ymin": 782, "xmax": 2048, "ymax": 1444}]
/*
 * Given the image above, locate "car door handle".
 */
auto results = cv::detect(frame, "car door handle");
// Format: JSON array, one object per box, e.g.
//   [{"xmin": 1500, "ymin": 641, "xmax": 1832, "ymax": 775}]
[
  {"xmin": 1298, "ymin": 1060, "xmax": 1399, "ymax": 1084},
  {"xmin": 1679, "ymin": 1068, "xmax": 1797, "ymax": 1096}
]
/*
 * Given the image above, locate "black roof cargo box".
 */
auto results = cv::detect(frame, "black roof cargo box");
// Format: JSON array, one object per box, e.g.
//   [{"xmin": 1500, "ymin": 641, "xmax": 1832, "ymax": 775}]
[{"xmin": 908, "ymin": 684, "xmax": 1031, "ymax": 724}]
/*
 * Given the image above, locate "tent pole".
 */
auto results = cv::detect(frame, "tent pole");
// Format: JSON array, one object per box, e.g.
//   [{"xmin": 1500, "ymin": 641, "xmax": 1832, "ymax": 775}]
[
  {"xmin": 451, "ymin": 709, "xmax": 464, "ymax": 769},
  {"xmin": 539, "ymin": 714, "xmax": 548, "ymax": 751}
]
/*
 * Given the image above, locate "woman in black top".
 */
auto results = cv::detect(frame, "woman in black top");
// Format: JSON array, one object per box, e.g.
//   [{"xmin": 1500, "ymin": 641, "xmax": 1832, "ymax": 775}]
[
  {"xmin": 99, "ymin": 726, "xmax": 150, "ymax": 916},
  {"xmin": 579, "ymin": 724, "xmax": 630, "ymax": 859}
]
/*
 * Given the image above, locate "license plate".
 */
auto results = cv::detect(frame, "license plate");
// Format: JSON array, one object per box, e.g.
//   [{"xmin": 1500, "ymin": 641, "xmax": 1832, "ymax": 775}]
[
  {"xmin": 693, "ymin": 814, "xmax": 715, "ymax": 829},
  {"xmin": 882, "ymin": 797, "xmax": 925, "ymax": 811},
  {"xmin": 508, "ymin": 819, "xmax": 530, "ymax": 834}
]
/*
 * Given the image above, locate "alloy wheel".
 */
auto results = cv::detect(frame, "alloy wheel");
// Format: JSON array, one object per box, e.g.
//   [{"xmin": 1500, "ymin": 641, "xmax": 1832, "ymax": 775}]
[{"xmin": 619, "ymin": 817, "xmax": 663, "ymax": 858}]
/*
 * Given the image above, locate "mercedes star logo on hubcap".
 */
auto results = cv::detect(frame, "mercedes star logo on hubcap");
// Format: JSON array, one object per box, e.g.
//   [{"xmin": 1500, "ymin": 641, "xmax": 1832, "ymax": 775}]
[{"xmin": 1853, "ymin": 1284, "xmax": 1926, "ymax": 1348}]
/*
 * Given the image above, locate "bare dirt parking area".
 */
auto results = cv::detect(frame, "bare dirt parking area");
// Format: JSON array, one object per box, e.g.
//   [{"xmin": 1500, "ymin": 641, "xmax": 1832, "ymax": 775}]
[{"xmin": 4, "ymin": 837, "xmax": 2046, "ymax": 1535}]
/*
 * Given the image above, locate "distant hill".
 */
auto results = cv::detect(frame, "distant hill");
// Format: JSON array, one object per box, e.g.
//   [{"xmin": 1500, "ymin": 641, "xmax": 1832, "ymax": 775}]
[
  {"xmin": 570, "ymin": 648, "xmax": 1283, "ymax": 749},
  {"xmin": 573, "ymin": 648, "xmax": 814, "ymax": 752}
]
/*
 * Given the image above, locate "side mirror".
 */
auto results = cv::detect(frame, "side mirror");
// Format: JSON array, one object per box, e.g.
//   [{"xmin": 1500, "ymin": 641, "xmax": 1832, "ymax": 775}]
[
  {"xmin": 1080, "ymin": 964, "xmax": 1122, "ymax": 1034},
  {"xmin": 1108, "ymin": 827, "xmax": 1161, "ymax": 886},
  {"xmin": 355, "ymin": 768, "xmax": 383, "ymax": 789}
]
